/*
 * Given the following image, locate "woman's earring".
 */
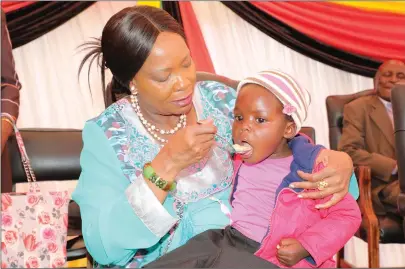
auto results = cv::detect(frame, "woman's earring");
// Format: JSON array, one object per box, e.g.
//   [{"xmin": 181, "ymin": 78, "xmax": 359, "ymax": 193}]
[{"xmin": 130, "ymin": 85, "xmax": 137, "ymax": 96}]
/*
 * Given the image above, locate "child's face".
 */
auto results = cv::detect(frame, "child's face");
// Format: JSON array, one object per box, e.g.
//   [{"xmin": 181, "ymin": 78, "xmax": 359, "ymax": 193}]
[{"xmin": 232, "ymin": 84, "xmax": 296, "ymax": 164}]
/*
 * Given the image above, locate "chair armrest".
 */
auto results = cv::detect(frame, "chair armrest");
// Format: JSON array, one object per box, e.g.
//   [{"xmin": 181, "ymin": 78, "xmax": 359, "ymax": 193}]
[
  {"xmin": 356, "ymin": 166, "xmax": 380, "ymax": 244},
  {"xmin": 356, "ymin": 166, "xmax": 374, "ymax": 213}
]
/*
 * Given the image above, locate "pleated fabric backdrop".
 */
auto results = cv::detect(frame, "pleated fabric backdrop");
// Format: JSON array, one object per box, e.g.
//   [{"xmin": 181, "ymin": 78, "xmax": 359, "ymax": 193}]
[
  {"xmin": 6, "ymin": 1, "xmax": 405, "ymax": 267},
  {"xmin": 10, "ymin": 2, "xmax": 130, "ymax": 129},
  {"xmin": 192, "ymin": 3, "xmax": 404, "ymax": 266},
  {"xmin": 190, "ymin": 1, "xmax": 375, "ymax": 148}
]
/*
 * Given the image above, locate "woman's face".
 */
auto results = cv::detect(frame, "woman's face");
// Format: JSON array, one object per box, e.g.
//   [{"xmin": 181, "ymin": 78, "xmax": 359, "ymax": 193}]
[{"xmin": 133, "ymin": 32, "xmax": 196, "ymax": 116}]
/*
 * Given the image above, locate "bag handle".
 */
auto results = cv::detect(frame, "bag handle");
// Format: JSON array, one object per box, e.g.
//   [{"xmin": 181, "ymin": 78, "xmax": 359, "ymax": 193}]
[{"xmin": 2, "ymin": 114, "xmax": 39, "ymax": 191}]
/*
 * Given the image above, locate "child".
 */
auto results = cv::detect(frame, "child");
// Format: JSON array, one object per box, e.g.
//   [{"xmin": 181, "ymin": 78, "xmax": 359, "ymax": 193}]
[{"xmin": 145, "ymin": 70, "xmax": 361, "ymax": 268}]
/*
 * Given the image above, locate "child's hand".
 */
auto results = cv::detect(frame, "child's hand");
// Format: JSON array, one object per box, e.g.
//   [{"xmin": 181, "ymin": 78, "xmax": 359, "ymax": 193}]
[{"xmin": 276, "ymin": 238, "xmax": 310, "ymax": 267}]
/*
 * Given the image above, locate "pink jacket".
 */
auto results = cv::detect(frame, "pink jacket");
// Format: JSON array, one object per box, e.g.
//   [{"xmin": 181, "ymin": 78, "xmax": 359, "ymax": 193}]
[
  {"xmin": 231, "ymin": 151, "xmax": 361, "ymax": 268},
  {"xmin": 255, "ymin": 188, "xmax": 361, "ymax": 268}
]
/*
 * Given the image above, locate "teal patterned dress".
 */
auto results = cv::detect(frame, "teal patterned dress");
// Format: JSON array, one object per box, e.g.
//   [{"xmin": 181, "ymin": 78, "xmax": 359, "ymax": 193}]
[
  {"xmin": 72, "ymin": 81, "xmax": 237, "ymax": 268},
  {"xmin": 72, "ymin": 81, "xmax": 359, "ymax": 268}
]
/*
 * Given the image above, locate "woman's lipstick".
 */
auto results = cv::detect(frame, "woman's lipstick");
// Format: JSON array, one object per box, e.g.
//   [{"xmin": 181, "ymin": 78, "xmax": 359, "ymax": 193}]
[{"xmin": 172, "ymin": 94, "xmax": 193, "ymax": 107}]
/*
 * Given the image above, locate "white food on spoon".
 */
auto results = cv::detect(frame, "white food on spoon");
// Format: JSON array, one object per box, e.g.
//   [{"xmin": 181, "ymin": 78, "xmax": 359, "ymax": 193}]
[{"xmin": 232, "ymin": 143, "xmax": 252, "ymax": 154}]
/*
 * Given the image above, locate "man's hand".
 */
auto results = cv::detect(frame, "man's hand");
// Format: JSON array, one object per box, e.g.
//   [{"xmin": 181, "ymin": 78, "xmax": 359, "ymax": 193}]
[
  {"xmin": 1, "ymin": 119, "xmax": 13, "ymax": 153},
  {"xmin": 276, "ymin": 238, "xmax": 310, "ymax": 267}
]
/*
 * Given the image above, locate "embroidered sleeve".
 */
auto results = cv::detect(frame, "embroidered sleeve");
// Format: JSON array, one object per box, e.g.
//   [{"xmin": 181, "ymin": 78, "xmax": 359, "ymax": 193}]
[
  {"xmin": 125, "ymin": 177, "xmax": 178, "ymax": 238},
  {"xmin": 95, "ymin": 102, "xmax": 180, "ymax": 238},
  {"xmin": 72, "ymin": 122, "xmax": 175, "ymax": 266}
]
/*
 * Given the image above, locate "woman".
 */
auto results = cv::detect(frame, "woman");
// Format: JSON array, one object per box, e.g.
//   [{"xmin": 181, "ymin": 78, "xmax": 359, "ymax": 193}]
[{"xmin": 73, "ymin": 5, "xmax": 357, "ymax": 268}]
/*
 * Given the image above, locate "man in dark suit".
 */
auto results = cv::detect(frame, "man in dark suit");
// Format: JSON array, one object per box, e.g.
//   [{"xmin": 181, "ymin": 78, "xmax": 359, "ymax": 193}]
[{"xmin": 339, "ymin": 59, "xmax": 405, "ymax": 216}]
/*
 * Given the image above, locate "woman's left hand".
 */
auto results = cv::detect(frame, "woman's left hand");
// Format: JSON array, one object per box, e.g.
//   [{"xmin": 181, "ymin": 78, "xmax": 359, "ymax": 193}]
[{"xmin": 290, "ymin": 149, "xmax": 354, "ymax": 209}]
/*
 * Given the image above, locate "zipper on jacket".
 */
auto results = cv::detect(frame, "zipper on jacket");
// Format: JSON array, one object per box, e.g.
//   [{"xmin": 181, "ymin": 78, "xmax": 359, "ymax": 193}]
[{"xmin": 256, "ymin": 188, "xmax": 300, "ymax": 253}]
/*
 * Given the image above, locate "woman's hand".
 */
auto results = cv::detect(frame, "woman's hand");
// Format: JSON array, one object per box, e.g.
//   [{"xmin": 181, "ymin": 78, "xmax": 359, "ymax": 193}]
[
  {"xmin": 291, "ymin": 149, "xmax": 354, "ymax": 209},
  {"xmin": 155, "ymin": 118, "xmax": 217, "ymax": 178},
  {"xmin": 148, "ymin": 119, "xmax": 216, "ymax": 203}
]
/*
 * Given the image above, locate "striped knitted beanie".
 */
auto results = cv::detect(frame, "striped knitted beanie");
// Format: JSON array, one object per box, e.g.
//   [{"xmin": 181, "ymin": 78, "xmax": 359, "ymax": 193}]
[{"xmin": 236, "ymin": 70, "xmax": 311, "ymax": 134}]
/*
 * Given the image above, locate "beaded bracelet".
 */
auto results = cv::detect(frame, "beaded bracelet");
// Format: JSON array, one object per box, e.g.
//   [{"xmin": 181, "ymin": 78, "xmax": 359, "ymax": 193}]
[{"xmin": 143, "ymin": 162, "xmax": 176, "ymax": 192}]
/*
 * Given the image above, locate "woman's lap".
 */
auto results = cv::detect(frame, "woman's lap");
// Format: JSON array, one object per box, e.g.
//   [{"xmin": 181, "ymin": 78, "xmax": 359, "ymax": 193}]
[{"xmin": 144, "ymin": 226, "xmax": 278, "ymax": 268}]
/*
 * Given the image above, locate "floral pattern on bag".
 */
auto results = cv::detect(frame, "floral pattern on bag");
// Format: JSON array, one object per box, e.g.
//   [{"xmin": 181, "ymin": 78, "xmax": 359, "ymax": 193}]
[{"xmin": 1, "ymin": 190, "xmax": 69, "ymax": 268}]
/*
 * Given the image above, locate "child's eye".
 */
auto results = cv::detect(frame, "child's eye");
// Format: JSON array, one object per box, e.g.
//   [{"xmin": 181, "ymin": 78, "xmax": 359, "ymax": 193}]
[
  {"xmin": 256, "ymin": 118, "xmax": 266, "ymax": 123},
  {"xmin": 235, "ymin": 115, "xmax": 243, "ymax": 121}
]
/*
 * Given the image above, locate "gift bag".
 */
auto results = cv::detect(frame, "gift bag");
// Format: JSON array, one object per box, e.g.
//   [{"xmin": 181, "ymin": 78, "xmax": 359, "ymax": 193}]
[{"xmin": 1, "ymin": 121, "xmax": 69, "ymax": 268}]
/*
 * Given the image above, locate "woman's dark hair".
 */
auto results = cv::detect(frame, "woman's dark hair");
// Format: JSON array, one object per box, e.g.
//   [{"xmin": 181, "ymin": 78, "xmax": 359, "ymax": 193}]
[{"xmin": 78, "ymin": 5, "xmax": 186, "ymax": 104}]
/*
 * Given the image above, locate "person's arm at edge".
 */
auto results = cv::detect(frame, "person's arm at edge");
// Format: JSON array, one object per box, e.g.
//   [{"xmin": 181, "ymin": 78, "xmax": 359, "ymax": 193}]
[{"xmin": 1, "ymin": 9, "xmax": 21, "ymax": 153}]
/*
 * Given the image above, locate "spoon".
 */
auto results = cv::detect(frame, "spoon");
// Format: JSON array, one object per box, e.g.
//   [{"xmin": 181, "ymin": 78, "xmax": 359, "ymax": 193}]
[{"xmin": 197, "ymin": 121, "xmax": 236, "ymax": 154}]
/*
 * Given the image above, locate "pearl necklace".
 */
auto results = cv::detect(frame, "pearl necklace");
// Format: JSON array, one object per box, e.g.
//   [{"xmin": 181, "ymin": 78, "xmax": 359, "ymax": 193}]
[{"xmin": 130, "ymin": 94, "xmax": 187, "ymax": 144}]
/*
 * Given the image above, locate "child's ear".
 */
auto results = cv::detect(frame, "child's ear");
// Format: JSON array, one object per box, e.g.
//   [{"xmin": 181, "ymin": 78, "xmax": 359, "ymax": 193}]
[{"xmin": 284, "ymin": 122, "xmax": 297, "ymax": 139}]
